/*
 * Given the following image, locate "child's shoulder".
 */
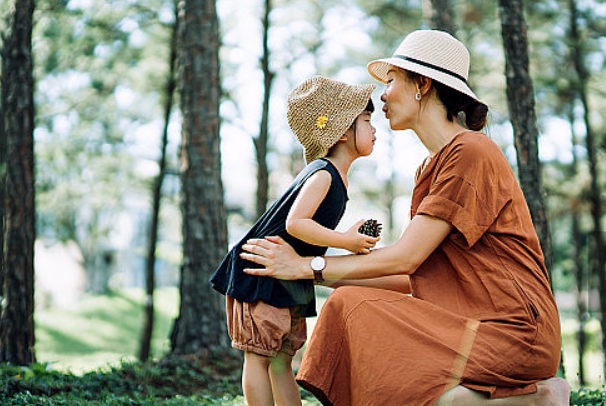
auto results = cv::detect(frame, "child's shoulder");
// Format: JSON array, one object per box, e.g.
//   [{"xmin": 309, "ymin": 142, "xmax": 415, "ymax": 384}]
[
  {"xmin": 289, "ymin": 159, "xmax": 340, "ymax": 193},
  {"xmin": 298, "ymin": 158, "xmax": 335, "ymax": 177}
]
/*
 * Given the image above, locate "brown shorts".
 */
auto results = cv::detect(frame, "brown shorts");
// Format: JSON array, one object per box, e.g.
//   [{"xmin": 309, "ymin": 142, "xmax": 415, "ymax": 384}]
[{"xmin": 226, "ymin": 295, "xmax": 307, "ymax": 357}]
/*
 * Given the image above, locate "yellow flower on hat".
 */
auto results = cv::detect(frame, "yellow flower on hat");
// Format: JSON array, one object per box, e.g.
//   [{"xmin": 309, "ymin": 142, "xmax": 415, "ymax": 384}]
[{"xmin": 316, "ymin": 115, "xmax": 328, "ymax": 130}]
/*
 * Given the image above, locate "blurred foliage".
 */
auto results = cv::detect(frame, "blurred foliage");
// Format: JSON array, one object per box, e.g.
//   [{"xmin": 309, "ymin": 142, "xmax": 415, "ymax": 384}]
[
  {"xmin": 32, "ymin": 0, "xmax": 181, "ymax": 293},
  {"xmin": 570, "ymin": 388, "xmax": 606, "ymax": 405}
]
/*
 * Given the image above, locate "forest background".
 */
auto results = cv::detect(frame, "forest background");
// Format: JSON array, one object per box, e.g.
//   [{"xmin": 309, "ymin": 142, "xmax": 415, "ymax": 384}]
[{"xmin": 1, "ymin": 0, "xmax": 606, "ymax": 403}]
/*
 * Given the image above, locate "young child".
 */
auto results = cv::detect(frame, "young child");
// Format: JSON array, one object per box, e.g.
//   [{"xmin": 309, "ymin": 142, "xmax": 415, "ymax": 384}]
[{"xmin": 210, "ymin": 75, "xmax": 379, "ymax": 406}]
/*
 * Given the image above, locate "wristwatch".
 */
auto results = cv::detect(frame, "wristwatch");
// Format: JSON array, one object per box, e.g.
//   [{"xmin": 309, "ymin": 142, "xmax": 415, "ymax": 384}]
[{"xmin": 310, "ymin": 256, "xmax": 326, "ymax": 284}]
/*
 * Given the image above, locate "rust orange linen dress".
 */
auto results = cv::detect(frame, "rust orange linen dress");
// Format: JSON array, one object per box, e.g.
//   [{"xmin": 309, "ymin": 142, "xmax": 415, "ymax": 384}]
[{"xmin": 296, "ymin": 131, "xmax": 562, "ymax": 406}]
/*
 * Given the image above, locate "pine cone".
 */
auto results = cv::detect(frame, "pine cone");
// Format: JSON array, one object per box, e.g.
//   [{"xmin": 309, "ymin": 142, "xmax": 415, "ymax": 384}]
[{"xmin": 358, "ymin": 219, "xmax": 382, "ymax": 237}]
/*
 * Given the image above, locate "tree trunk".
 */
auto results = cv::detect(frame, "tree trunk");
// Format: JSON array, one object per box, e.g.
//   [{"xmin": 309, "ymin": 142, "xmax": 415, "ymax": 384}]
[
  {"xmin": 498, "ymin": 0, "xmax": 553, "ymax": 275},
  {"xmin": 567, "ymin": 0, "xmax": 606, "ymax": 378},
  {"xmin": 254, "ymin": 0, "xmax": 274, "ymax": 219},
  {"xmin": 566, "ymin": 107, "xmax": 586, "ymax": 386},
  {"xmin": 0, "ymin": 0, "xmax": 37, "ymax": 366},
  {"xmin": 572, "ymin": 213, "xmax": 586, "ymax": 385},
  {"xmin": 139, "ymin": 1, "xmax": 179, "ymax": 362},
  {"xmin": 426, "ymin": 0, "xmax": 456, "ymax": 35},
  {"xmin": 499, "ymin": 0, "xmax": 568, "ymax": 377},
  {"xmin": 170, "ymin": 0, "xmax": 230, "ymax": 356},
  {"xmin": 0, "ymin": 51, "xmax": 5, "ymax": 313}
]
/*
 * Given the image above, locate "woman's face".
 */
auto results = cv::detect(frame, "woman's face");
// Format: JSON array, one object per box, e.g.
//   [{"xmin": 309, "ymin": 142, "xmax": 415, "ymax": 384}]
[{"xmin": 381, "ymin": 68, "xmax": 418, "ymax": 131}]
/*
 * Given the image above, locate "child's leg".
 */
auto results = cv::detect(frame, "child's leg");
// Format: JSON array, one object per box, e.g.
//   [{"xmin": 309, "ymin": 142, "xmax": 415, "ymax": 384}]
[
  {"xmin": 228, "ymin": 297, "xmax": 306, "ymax": 405},
  {"xmin": 243, "ymin": 351, "xmax": 273, "ymax": 406},
  {"xmin": 268, "ymin": 305, "xmax": 307, "ymax": 406},
  {"xmin": 226, "ymin": 297, "xmax": 281, "ymax": 405},
  {"xmin": 269, "ymin": 352, "xmax": 302, "ymax": 406}
]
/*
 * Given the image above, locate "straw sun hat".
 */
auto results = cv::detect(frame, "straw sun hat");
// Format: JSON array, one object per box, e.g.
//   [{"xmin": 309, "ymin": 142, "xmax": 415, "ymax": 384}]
[
  {"xmin": 287, "ymin": 76, "xmax": 375, "ymax": 164},
  {"xmin": 367, "ymin": 30, "xmax": 478, "ymax": 101}
]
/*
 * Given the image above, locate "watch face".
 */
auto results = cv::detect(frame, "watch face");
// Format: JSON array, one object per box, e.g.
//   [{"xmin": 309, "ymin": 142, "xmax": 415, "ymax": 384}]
[{"xmin": 311, "ymin": 256, "xmax": 326, "ymax": 271}]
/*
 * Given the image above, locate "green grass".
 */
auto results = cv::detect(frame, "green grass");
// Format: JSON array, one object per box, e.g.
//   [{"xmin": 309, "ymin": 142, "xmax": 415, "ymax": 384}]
[
  {"xmin": 7, "ymin": 287, "xmax": 603, "ymax": 405},
  {"xmin": 35, "ymin": 288, "xmax": 179, "ymax": 373},
  {"xmin": 0, "ymin": 358, "xmax": 322, "ymax": 405},
  {"xmin": 0, "ymin": 357, "xmax": 247, "ymax": 405},
  {"xmin": 560, "ymin": 317, "xmax": 605, "ymax": 390},
  {"xmin": 25, "ymin": 287, "xmax": 321, "ymax": 405}
]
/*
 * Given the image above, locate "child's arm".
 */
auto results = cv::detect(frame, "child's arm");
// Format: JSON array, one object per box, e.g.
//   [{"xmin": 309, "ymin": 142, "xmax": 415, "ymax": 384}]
[{"xmin": 286, "ymin": 170, "xmax": 379, "ymax": 254}]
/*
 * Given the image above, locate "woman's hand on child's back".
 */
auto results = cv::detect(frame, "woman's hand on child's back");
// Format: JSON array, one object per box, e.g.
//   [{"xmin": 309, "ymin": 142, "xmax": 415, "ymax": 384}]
[{"xmin": 342, "ymin": 220, "xmax": 380, "ymax": 254}]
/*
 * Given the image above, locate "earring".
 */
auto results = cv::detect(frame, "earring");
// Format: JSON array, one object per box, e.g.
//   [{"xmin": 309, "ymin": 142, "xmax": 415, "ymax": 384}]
[{"xmin": 415, "ymin": 91, "xmax": 422, "ymax": 101}]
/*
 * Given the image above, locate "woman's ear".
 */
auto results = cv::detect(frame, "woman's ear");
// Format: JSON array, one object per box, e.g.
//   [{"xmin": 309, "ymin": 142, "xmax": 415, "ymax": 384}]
[{"xmin": 419, "ymin": 76, "xmax": 433, "ymax": 96}]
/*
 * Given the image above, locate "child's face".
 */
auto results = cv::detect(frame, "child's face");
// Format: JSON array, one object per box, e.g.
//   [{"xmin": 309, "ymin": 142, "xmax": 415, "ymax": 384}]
[{"xmin": 351, "ymin": 111, "xmax": 376, "ymax": 157}]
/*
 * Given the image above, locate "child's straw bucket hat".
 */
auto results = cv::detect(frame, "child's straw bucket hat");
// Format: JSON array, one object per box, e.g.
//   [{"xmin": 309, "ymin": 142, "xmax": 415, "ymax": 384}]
[{"xmin": 287, "ymin": 75, "xmax": 375, "ymax": 163}]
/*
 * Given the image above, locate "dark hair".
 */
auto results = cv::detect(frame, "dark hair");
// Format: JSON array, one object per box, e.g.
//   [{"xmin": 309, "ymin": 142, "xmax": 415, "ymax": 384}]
[
  {"xmin": 347, "ymin": 98, "xmax": 374, "ymax": 131},
  {"xmin": 406, "ymin": 71, "xmax": 488, "ymax": 131},
  {"xmin": 327, "ymin": 97, "xmax": 375, "ymax": 158},
  {"xmin": 337, "ymin": 97, "xmax": 374, "ymax": 156},
  {"xmin": 364, "ymin": 98, "xmax": 375, "ymax": 113}
]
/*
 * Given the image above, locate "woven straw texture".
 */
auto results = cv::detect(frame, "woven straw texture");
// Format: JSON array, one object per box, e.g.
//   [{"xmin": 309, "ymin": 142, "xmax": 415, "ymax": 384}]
[
  {"xmin": 367, "ymin": 30, "xmax": 478, "ymax": 101},
  {"xmin": 287, "ymin": 76, "xmax": 375, "ymax": 163}
]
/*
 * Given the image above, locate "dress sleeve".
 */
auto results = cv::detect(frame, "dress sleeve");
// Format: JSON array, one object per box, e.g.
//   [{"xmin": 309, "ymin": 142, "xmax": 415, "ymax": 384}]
[{"xmin": 416, "ymin": 136, "xmax": 514, "ymax": 248}]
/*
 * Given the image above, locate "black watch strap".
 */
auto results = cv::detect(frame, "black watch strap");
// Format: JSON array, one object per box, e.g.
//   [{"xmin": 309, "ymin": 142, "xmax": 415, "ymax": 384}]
[{"xmin": 311, "ymin": 256, "xmax": 326, "ymax": 284}]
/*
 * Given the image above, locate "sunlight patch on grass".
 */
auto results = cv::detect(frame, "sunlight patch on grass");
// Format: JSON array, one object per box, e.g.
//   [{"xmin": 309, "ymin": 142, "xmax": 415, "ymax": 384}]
[
  {"xmin": 560, "ymin": 317, "xmax": 605, "ymax": 389},
  {"xmin": 35, "ymin": 287, "xmax": 179, "ymax": 374}
]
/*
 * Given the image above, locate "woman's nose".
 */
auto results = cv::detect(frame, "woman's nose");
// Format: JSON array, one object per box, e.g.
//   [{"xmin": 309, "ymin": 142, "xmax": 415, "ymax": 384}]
[{"xmin": 380, "ymin": 92, "xmax": 387, "ymax": 102}]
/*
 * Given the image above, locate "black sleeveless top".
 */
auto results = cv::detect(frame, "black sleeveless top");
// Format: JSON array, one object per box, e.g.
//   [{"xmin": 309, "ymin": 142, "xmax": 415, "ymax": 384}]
[{"xmin": 210, "ymin": 158, "xmax": 348, "ymax": 317}]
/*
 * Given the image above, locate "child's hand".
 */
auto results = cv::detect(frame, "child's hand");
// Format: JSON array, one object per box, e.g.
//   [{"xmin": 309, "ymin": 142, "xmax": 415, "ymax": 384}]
[{"xmin": 342, "ymin": 220, "xmax": 381, "ymax": 254}]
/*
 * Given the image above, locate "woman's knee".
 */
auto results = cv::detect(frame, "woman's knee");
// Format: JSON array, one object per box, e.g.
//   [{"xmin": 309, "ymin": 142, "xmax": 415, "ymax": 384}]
[{"xmin": 328, "ymin": 285, "xmax": 365, "ymax": 303}]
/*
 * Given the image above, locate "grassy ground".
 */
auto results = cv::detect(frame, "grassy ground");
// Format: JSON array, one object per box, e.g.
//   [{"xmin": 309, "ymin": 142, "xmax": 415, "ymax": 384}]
[
  {"xmin": 560, "ymin": 317, "xmax": 605, "ymax": 389},
  {"xmin": 26, "ymin": 287, "xmax": 606, "ymax": 404},
  {"xmin": 35, "ymin": 288, "xmax": 179, "ymax": 373},
  {"xmin": 0, "ymin": 356, "xmax": 325, "ymax": 405},
  {"xmin": 31, "ymin": 287, "xmax": 321, "ymax": 404}
]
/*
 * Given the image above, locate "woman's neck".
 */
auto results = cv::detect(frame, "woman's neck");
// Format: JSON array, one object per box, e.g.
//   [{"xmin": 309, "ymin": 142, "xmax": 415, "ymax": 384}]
[
  {"xmin": 411, "ymin": 95, "xmax": 468, "ymax": 155},
  {"xmin": 416, "ymin": 115, "xmax": 467, "ymax": 155}
]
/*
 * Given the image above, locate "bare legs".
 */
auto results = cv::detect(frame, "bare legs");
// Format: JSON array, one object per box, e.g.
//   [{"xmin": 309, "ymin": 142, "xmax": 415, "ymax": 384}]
[
  {"xmin": 434, "ymin": 378, "xmax": 570, "ymax": 406},
  {"xmin": 270, "ymin": 352, "xmax": 303, "ymax": 406},
  {"xmin": 242, "ymin": 351, "xmax": 302, "ymax": 406}
]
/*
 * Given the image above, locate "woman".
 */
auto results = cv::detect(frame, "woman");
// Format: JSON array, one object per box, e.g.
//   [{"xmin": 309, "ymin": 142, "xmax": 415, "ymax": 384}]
[{"xmin": 241, "ymin": 30, "xmax": 569, "ymax": 406}]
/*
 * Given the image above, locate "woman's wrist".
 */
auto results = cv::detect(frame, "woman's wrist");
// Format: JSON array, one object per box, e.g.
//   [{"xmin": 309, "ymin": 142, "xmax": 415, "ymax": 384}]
[{"xmin": 309, "ymin": 256, "xmax": 326, "ymax": 283}]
